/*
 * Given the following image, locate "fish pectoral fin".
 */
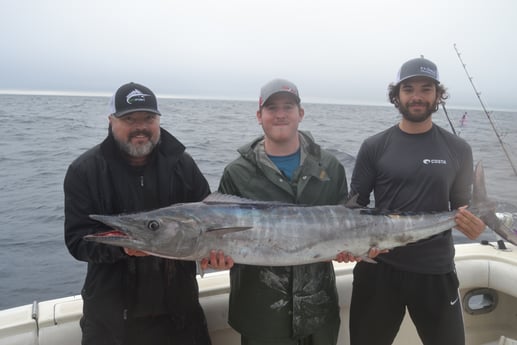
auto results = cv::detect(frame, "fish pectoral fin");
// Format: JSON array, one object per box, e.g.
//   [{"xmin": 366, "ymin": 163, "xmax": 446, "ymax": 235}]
[{"xmin": 206, "ymin": 226, "xmax": 253, "ymax": 235}]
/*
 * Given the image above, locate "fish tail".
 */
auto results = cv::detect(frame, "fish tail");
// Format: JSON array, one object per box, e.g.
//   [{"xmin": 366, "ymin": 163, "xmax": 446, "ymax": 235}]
[{"xmin": 472, "ymin": 162, "xmax": 517, "ymax": 245}]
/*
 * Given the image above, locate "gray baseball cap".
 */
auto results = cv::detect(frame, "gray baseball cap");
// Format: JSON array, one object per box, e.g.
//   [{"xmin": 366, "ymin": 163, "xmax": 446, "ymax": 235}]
[
  {"xmin": 259, "ymin": 78, "xmax": 301, "ymax": 107},
  {"xmin": 395, "ymin": 57, "xmax": 440, "ymax": 85}
]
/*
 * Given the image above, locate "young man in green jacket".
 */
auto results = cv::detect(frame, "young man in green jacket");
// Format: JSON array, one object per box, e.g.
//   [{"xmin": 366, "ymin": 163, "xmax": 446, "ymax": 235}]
[{"xmin": 211, "ymin": 78, "xmax": 354, "ymax": 345}]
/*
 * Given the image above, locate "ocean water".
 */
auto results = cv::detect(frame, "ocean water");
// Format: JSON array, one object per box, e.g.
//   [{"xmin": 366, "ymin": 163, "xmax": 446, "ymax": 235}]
[{"xmin": 0, "ymin": 94, "xmax": 516, "ymax": 310}]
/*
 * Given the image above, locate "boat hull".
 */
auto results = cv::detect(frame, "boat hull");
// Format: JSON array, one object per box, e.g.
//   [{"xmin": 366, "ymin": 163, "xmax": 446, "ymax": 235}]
[{"xmin": 1, "ymin": 243, "xmax": 517, "ymax": 345}]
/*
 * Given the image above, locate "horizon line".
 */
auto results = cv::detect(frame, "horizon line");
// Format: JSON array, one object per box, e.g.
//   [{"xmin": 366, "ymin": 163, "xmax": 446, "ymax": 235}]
[{"xmin": 0, "ymin": 89, "xmax": 515, "ymax": 112}]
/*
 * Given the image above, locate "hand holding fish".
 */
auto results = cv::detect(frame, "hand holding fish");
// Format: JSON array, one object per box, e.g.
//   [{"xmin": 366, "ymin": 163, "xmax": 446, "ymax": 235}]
[
  {"xmin": 334, "ymin": 247, "xmax": 387, "ymax": 263},
  {"xmin": 334, "ymin": 251, "xmax": 359, "ymax": 263},
  {"xmin": 454, "ymin": 206, "xmax": 486, "ymax": 240},
  {"xmin": 200, "ymin": 250, "xmax": 234, "ymax": 270}
]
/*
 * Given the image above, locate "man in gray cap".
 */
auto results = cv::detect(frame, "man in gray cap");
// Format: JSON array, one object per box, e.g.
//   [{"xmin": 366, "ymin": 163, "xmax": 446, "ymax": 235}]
[
  {"xmin": 347, "ymin": 57, "xmax": 486, "ymax": 345},
  {"xmin": 210, "ymin": 78, "xmax": 360, "ymax": 345},
  {"xmin": 64, "ymin": 82, "xmax": 215, "ymax": 345}
]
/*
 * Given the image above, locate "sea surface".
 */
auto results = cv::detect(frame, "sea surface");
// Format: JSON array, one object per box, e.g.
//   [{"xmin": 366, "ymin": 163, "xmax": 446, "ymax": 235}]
[{"xmin": 1, "ymin": 94, "xmax": 516, "ymax": 310}]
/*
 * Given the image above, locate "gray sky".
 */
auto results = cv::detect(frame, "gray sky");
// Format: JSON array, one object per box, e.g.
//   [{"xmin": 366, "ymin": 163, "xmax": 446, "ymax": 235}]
[{"xmin": 1, "ymin": 0, "xmax": 516, "ymax": 109}]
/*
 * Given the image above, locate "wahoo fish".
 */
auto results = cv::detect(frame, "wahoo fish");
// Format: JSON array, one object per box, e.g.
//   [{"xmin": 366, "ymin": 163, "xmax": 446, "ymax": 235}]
[{"xmin": 85, "ymin": 163, "xmax": 517, "ymax": 266}]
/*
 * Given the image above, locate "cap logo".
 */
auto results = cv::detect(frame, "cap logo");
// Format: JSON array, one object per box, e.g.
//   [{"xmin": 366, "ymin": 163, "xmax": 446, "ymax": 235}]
[
  {"xmin": 419, "ymin": 66, "xmax": 437, "ymax": 78},
  {"xmin": 126, "ymin": 89, "xmax": 151, "ymax": 104}
]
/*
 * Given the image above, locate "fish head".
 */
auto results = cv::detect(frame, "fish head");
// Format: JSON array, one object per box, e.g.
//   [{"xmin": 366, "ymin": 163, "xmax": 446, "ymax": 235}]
[{"xmin": 86, "ymin": 210, "xmax": 202, "ymax": 259}]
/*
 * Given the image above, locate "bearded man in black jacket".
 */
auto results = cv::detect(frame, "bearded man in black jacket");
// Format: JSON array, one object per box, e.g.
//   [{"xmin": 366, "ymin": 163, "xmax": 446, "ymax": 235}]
[{"xmin": 64, "ymin": 82, "xmax": 213, "ymax": 345}]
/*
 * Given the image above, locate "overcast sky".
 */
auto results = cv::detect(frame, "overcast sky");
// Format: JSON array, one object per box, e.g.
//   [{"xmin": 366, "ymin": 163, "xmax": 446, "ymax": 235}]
[{"xmin": 1, "ymin": 0, "xmax": 515, "ymax": 109}]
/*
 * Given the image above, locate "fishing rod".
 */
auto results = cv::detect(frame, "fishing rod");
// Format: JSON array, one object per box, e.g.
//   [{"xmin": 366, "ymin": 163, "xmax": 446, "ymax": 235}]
[
  {"xmin": 453, "ymin": 43, "xmax": 517, "ymax": 176},
  {"xmin": 441, "ymin": 104, "xmax": 457, "ymax": 135}
]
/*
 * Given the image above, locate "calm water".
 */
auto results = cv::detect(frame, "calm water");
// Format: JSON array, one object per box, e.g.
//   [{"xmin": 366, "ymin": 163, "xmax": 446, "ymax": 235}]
[{"xmin": 0, "ymin": 94, "xmax": 516, "ymax": 309}]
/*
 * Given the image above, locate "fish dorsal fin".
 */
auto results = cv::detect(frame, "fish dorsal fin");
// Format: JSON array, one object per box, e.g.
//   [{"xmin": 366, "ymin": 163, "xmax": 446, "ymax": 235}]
[
  {"xmin": 206, "ymin": 226, "xmax": 253, "ymax": 235},
  {"xmin": 472, "ymin": 161, "xmax": 487, "ymax": 206},
  {"xmin": 203, "ymin": 192, "xmax": 295, "ymax": 207}
]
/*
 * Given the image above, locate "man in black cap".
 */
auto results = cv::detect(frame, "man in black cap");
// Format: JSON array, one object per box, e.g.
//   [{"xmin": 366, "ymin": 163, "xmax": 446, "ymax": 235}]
[
  {"xmin": 64, "ymin": 82, "xmax": 214, "ymax": 345},
  {"xmin": 347, "ymin": 57, "xmax": 486, "ymax": 345},
  {"xmin": 211, "ymin": 78, "xmax": 365, "ymax": 345}
]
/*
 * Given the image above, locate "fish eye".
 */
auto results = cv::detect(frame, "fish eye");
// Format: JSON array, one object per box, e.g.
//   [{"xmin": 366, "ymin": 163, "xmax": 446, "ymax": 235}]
[{"xmin": 147, "ymin": 220, "xmax": 160, "ymax": 231}]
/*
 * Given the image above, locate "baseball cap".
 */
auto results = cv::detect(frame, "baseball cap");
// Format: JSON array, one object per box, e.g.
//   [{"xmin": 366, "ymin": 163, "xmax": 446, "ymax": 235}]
[
  {"xmin": 108, "ymin": 82, "xmax": 161, "ymax": 117},
  {"xmin": 259, "ymin": 78, "xmax": 301, "ymax": 108},
  {"xmin": 395, "ymin": 57, "xmax": 440, "ymax": 85}
]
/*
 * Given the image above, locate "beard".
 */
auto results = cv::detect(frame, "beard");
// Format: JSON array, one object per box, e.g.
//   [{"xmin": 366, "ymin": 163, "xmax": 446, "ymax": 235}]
[
  {"xmin": 115, "ymin": 129, "xmax": 160, "ymax": 158},
  {"xmin": 398, "ymin": 100, "xmax": 436, "ymax": 123}
]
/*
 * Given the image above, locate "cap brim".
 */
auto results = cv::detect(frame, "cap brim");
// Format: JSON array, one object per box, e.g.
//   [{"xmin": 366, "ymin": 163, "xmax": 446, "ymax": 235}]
[
  {"xmin": 112, "ymin": 108, "xmax": 161, "ymax": 117},
  {"xmin": 261, "ymin": 91, "xmax": 301, "ymax": 107},
  {"xmin": 397, "ymin": 74, "xmax": 440, "ymax": 85}
]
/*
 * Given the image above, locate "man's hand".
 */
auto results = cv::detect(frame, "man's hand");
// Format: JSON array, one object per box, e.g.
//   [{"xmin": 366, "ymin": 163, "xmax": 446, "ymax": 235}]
[
  {"xmin": 334, "ymin": 251, "xmax": 358, "ymax": 263},
  {"xmin": 455, "ymin": 206, "xmax": 486, "ymax": 240},
  {"xmin": 200, "ymin": 250, "xmax": 234, "ymax": 270},
  {"xmin": 334, "ymin": 247, "xmax": 387, "ymax": 263}
]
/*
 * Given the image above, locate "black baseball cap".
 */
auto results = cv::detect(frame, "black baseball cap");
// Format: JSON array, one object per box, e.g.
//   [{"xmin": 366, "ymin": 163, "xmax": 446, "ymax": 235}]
[
  {"xmin": 395, "ymin": 57, "xmax": 440, "ymax": 85},
  {"xmin": 108, "ymin": 82, "xmax": 161, "ymax": 117}
]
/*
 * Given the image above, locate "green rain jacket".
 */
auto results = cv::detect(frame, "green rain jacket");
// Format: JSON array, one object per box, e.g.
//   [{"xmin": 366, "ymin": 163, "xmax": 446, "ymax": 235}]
[{"xmin": 218, "ymin": 131, "xmax": 348, "ymax": 340}]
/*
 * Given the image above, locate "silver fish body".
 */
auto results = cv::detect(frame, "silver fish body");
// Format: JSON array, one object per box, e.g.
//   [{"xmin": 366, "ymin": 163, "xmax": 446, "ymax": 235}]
[{"xmin": 86, "ymin": 163, "xmax": 517, "ymax": 265}]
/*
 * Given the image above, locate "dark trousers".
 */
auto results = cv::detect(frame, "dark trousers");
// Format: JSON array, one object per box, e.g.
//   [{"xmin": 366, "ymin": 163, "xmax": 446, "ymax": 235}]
[
  {"xmin": 349, "ymin": 261, "xmax": 465, "ymax": 345},
  {"xmin": 81, "ymin": 311, "xmax": 212, "ymax": 345},
  {"xmin": 125, "ymin": 313, "xmax": 212, "ymax": 345}
]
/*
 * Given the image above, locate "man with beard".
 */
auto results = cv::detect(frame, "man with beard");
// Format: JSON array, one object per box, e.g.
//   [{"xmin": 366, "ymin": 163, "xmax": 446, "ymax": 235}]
[
  {"xmin": 64, "ymin": 82, "xmax": 215, "ymax": 345},
  {"xmin": 346, "ymin": 57, "xmax": 486, "ymax": 345}
]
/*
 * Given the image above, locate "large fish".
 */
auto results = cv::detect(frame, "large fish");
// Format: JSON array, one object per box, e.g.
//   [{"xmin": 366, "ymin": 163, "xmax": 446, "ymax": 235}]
[{"xmin": 85, "ymin": 163, "xmax": 517, "ymax": 265}]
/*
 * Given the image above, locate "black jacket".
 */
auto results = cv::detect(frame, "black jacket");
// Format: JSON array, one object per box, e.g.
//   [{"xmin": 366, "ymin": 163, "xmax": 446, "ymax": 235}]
[{"xmin": 64, "ymin": 128, "xmax": 210, "ymax": 343}]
